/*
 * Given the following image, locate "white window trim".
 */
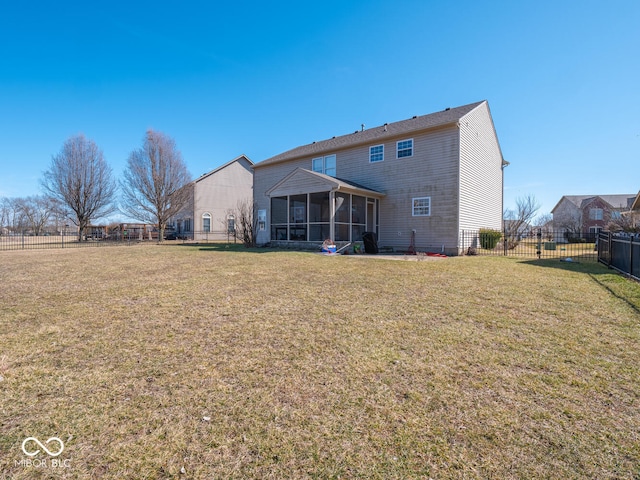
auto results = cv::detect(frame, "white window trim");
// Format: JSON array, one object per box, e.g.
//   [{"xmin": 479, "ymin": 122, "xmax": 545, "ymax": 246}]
[
  {"xmin": 369, "ymin": 144, "xmax": 384, "ymax": 163},
  {"xmin": 202, "ymin": 212, "xmax": 212, "ymax": 232},
  {"xmin": 412, "ymin": 196, "xmax": 431, "ymax": 216},
  {"xmin": 312, "ymin": 154, "xmax": 336, "ymax": 176},
  {"xmin": 397, "ymin": 138, "xmax": 413, "ymax": 159},
  {"xmin": 589, "ymin": 208, "xmax": 603, "ymax": 220}
]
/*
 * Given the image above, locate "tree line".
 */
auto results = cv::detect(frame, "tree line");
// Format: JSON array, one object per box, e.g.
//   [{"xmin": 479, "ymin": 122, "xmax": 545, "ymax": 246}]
[{"xmin": 1, "ymin": 130, "xmax": 191, "ymax": 242}]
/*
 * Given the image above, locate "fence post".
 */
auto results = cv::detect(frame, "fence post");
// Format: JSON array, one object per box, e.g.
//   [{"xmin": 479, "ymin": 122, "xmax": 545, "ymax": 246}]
[{"xmin": 630, "ymin": 233, "xmax": 634, "ymax": 278}]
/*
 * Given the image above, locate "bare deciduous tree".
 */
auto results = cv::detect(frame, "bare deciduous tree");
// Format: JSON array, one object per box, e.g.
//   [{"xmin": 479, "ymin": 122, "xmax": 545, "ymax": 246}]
[
  {"xmin": 534, "ymin": 212, "xmax": 553, "ymax": 241},
  {"xmin": 608, "ymin": 213, "xmax": 640, "ymax": 233},
  {"xmin": 504, "ymin": 194, "xmax": 540, "ymax": 248},
  {"xmin": 120, "ymin": 130, "xmax": 191, "ymax": 242},
  {"xmin": 41, "ymin": 134, "xmax": 117, "ymax": 241},
  {"xmin": 14, "ymin": 196, "xmax": 55, "ymax": 235},
  {"xmin": 0, "ymin": 197, "xmax": 21, "ymax": 232},
  {"xmin": 225, "ymin": 198, "xmax": 258, "ymax": 247}
]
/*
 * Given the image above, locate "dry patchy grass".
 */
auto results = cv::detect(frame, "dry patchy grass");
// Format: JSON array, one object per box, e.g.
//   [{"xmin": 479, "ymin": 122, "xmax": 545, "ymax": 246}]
[{"xmin": 0, "ymin": 245, "xmax": 639, "ymax": 479}]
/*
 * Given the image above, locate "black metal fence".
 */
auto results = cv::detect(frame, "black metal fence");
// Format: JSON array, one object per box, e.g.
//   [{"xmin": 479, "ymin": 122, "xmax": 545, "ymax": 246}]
[
  {"xmin": 171, "ymin": 230, "xmax": 238, "ymax": 243},
  {"xmin": 460, "ymin": 229, "xmax": 598, "ymax": 262},
  {"xmin": 0, "ymin": 228, "xmax": 239, "ymax": 251},
  {"xmin": 597, "ymin": 232, "xmax": 640, "ymax": 281},
  {"xmin": 0, "ymin": 230, "xmax": 145, "ymax": 251}
]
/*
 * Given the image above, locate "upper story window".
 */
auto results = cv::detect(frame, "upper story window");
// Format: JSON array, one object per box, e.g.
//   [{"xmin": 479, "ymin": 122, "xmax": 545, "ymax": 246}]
[
  {"xmin": 589, "ymin": 208, "xmax": 603, "ymax": 220},
  {"xmin": 611, "ymin": 211, "xmax": 622, "ymax": 220},
  {"xmin": 312, "ymin": 154, "xmax": 336, "ymax": 177},
  {"xmin": 397, "ymin": 139, "xmax": 413, "ymax": 158},
  {"xmin": 412, "ymin": 197, "xmax": 431, "ymax": 216},
  {"xmin": 369, "ymin": 145, "xmax": 384, "ymax": 163}
]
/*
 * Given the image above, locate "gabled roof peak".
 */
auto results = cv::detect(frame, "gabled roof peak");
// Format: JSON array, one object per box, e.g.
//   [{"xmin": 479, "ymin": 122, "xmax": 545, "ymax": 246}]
[{"xmin": 195, "ymin": 154, "xmax": 253, "ymax": 183}]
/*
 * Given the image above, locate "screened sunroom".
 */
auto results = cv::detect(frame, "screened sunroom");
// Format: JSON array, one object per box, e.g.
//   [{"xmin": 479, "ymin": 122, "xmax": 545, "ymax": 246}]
[{"xmin": 265, "ymin": 168, "xmax": 384, "ymax": 244}]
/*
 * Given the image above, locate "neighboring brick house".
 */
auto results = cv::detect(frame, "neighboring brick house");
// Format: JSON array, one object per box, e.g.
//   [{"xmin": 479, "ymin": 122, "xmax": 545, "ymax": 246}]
[
  {"xmin": 551, "ymin": 194, "xmax": 636, "ymax": 241},
  {"xmin": 252, "ymin": 101, "xmax": 506, "ymax": 255},
  {"xmin": 171, "ymin": 155, "xmax": 253, "ymax": 240}
]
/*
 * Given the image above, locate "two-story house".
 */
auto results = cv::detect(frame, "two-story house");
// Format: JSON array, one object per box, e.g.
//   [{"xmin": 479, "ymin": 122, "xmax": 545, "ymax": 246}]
[
  {"xmin": 171, "ymin": 155, "xmax": 254, "ymax": 240},
  {"xmin": 551, "ymin": 194, "xmax": 636, "ymax": 241},
  {"xmin": 252, "ymin": 101, "xmax": 506, "ymax": 255}
]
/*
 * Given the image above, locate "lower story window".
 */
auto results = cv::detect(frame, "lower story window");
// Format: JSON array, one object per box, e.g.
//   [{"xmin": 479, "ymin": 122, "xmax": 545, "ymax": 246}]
[
  {"xmin": 202, "ymin": 213, "xmax": 211, "ymax": 232},
  {"xmin": 412, "ymin": 197, "xmax": 431, "ymax": 216}
]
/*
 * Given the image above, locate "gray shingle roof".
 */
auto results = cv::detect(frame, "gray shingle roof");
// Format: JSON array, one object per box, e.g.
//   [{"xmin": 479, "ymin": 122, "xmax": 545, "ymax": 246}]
[
  {"xmin": 254, "ymin": 101, "xmax": 486, "ymax": 168},
  {"xmin": 266, "ymin": 167, "xmax": 385, "ymax": 198},
  {"xmin": 554, "ymin": 194, "xmax": 636, "ymax": 212}
]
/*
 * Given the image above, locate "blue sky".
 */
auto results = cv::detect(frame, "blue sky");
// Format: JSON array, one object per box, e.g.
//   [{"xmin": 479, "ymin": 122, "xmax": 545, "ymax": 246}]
[{"xmin": 1, "ymin": 0, "xmax": 639, "ymax": 220}]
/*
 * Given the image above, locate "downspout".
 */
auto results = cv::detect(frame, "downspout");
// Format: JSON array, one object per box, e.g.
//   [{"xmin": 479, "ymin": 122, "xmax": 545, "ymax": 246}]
[
  {"xmin": 501, "ymin": 158, "xmax": 509, "ymax": 255},
  {"xmin": 501, "ymin": 158, "xmax": 510, "ymax": 230}
]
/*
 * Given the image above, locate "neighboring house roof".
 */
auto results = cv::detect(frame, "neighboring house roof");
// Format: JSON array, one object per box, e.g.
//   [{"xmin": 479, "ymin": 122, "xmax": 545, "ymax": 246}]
[
  {"xmin": 551, "ymin": 194, "xmax": 636, "ymax": 213},
  {"xmin": 193, "ymin": 154, "xmax": 253, "ymax": 184},
  {"xmin": 630, "ymin": 191, "xmax": 640, "ymax": 211},
  {"xmin": 266, "ymin": 168, "xmax": 385, "ymax": 198},
  {"xmin": 254, "ymin": 101, "xmax": 487, "ymax": 168}
]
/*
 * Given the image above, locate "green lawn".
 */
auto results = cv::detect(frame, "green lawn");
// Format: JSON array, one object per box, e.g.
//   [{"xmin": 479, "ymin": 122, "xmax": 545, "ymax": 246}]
[{"xmin": 1, "ymin": 245, "xmax": 639, "ymax": 479}]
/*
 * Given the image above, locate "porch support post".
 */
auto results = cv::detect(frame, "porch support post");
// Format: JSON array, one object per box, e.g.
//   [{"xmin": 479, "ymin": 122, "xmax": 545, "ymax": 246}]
[{"xmin": 330, "ymin": 190, "xmax": 336, "ymax": 241}]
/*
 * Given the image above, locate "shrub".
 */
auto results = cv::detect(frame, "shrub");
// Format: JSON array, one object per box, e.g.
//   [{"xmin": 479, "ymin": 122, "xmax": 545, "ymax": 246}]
[
  {"xmin": 565, "ymin": 232, "xmax": 588, "ymax": 244},
  {"xmin": 479, "ymin": 228, "xmax": 502, "ymax": 250}
]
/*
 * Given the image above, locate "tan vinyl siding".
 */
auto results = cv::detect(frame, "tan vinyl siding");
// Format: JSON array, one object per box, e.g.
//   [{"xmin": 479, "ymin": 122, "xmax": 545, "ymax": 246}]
[
  {"xmin": 458, "ymin": 102, "xmax": 503, "ymax": 235},
  {"xmin": 254, "ymin": 126, "xmax": 461, "ymax": 251},
  {"xmin": 268, "ymin": 171, "xmax": 336, "ymax": 197},
  {"xmin": 254, "ymin": 101, "xmax": 504, "ymax": 254},
  {"xmin": 349, "ymin": 126, "xmax": 460, "ymax": 252},
  {"xmin": 194, "ymin": 158, "xmax": 253, "ymax": 230}
]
